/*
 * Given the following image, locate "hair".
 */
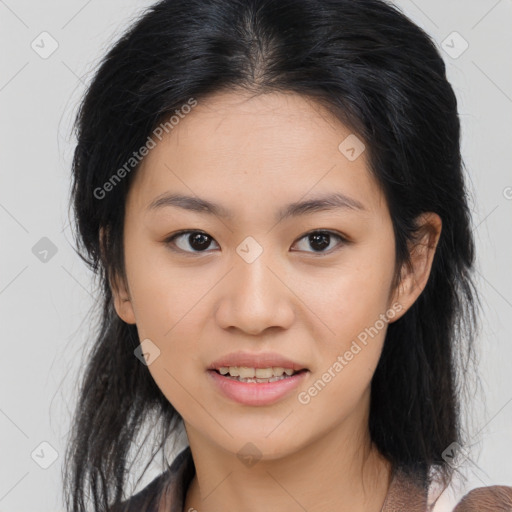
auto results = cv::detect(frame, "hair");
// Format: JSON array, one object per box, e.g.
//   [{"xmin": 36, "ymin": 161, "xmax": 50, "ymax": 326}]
[{"xmin": 63, "ymin": 0, "xmax": 480, "ymax": 510}]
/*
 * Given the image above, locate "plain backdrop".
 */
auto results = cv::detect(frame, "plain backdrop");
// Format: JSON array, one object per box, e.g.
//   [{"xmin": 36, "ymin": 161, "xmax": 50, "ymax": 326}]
[{"xmin": 1, "ymin": 0, "xmax": 511, "ymax": 510}]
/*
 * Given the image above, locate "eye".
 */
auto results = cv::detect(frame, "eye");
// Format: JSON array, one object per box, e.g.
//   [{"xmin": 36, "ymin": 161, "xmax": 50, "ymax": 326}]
[
  {"xmin": 291, "ymin": 230, "xmax": 347, "ymax": 254},
  {"xmin": 164, "ymin": 229, "xmax": 347, "ymax": 255},
  {"xmin": 165, "ymin": 230, "xmax": 219, "ymax": 254}
]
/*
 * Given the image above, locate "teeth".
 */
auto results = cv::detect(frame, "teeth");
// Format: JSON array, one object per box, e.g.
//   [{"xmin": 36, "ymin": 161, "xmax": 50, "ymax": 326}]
[
  {"xmin": 239, "ymin": 367, "xmax": 256, "ymax": 379},
  {"xmin": 217, "ymin": 366, "xmax": 297, "ymax": 378},
  {"xmin": 255, "ymin": 368, "xmax": 273, "ymax": 378},
  {"xmin": 232, "ymin": 375, "xmax": 289, "ymax": 383}
]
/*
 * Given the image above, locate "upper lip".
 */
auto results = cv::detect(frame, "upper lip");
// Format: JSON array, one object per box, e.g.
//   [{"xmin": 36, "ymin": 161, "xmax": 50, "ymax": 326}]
[{"xmin": 208, "ymin": 351, "xmax": 308, "ymax": 371}]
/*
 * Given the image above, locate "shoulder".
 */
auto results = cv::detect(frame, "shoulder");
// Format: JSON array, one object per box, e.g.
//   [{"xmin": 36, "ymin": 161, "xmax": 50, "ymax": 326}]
[
  {"xmin": 452, "ymin": 485, "xmax": 512, "ymax": 511},
  {"xmin": 109, "ymin": 445, "xmax": 194, "ymax": 512},
  {"xmin": 387, "ymin": 466, "xmax": 512, "ymax": 512}
]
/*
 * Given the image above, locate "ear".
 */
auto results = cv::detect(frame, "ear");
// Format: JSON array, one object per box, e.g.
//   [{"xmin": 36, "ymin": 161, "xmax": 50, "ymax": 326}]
[
  {"xmin": 100, "ymin": 227, "xmax": 136, "ymax": 325},
  {"xmin": 388, "ymin": 212, "xmax": 442, "ymax": 322}
]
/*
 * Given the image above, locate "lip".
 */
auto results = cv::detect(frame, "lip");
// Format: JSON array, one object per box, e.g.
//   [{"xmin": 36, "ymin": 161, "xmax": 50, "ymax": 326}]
[
  {"xmin": 207, "ymin": 368, "xmax": 309, "ymax": 406},
  {"xmin": 207, "ymin": 351, "xmax": 308, "ymax": 372}
]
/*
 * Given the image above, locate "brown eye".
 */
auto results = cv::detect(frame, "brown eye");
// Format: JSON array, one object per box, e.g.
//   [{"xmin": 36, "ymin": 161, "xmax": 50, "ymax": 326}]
[
  {"xmin": 165, "ymin": 230, "xmax": 219, "ymax": 253},
  {"xmin": 292, "ymin": 230, "xmax": 347, "ymax": 254},
  {"xmin": 164, "ymin": 229, "xmax": 347, "ymax": 255}
]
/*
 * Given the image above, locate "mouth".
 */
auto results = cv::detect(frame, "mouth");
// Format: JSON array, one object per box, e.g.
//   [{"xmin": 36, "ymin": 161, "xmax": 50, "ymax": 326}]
[
  {"xmin": 209, "ymin": 366, "xmax": 309, "ymax": 384},
  {"xmin": 207, "ymin": 366, "xmax": 310, "ymax": 406}
]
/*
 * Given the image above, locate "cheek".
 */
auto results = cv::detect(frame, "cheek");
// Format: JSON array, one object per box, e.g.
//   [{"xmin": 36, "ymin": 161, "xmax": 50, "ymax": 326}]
[
  {"xmin": 310, "ymin": 247, "xmax": 395, "ymax": 340},
  {"xmin": 296, "ymin": 277, "xmax": 392, "ymax": 420},
  {"xmin": 303, "ymin": 241, "xmax": 396, "ymax": 387},
  {"xmin": 123, "ymin": 237, "xmax": 197, "ymax": 332},
  {"xmin": 123, "ymin": 239, "xmax": 215, "ymax": 391}
]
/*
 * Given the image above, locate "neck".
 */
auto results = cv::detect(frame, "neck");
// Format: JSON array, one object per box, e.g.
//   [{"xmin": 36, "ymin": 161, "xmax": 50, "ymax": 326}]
[{"xmin": 182, "ymin": 419, "xmax": 392, "ymax": 512}]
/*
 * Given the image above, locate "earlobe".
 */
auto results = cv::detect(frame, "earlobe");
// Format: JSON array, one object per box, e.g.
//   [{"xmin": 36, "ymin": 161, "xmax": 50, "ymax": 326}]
[
  {"xmin": 111, "ymin": 279, "xmax": 137, "ymax": 325},
  {"xmin": 100, "ymin": 226, "xmax": 137, "ymax": 325},
  {"xmin": 389, "ymin": 212, "xmax": 442, "ymax": 322}
]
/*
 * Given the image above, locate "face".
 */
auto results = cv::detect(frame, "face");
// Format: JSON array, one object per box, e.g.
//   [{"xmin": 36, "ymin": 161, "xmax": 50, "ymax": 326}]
[{"xmin": 111, "ymin": 90, "xmax": 439, "ymax": 461}]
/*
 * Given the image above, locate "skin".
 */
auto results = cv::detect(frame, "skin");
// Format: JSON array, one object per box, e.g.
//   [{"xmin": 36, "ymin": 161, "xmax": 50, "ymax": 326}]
[{"xmin": 110, "ymin": 90, "xmax": 442, "ymax": 512}]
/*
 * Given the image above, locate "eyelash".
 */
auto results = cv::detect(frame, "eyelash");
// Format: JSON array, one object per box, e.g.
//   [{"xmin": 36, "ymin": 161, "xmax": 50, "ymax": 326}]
[{"xmin": 163, "ymin": 229, "xmax": 348, "ymax": 256}]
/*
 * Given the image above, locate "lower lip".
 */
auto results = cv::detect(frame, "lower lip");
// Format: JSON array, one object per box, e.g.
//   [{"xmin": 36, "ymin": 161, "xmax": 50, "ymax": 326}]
[{"xmin": 207, "ymin": 369, "xmax": 309, "ymax": 406}]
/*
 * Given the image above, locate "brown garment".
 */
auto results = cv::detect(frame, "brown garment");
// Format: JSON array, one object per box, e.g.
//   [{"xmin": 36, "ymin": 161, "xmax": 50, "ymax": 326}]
[
  {"xmin": 452, "ymin": 485, "xmax": 512, "ymax": 511},
  {"xmin": 111, "ymin": 446, "xmax": 512, "ymax": 512}
]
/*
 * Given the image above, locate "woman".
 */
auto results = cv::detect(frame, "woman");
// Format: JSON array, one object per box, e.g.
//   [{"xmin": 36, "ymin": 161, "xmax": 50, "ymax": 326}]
[{"xmin": 63, "ymin": 0, "xmax": 512, "ymax": 511}]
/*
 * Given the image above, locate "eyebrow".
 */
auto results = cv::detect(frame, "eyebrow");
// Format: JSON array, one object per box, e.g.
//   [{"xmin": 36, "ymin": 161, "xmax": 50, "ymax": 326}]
[{"xmin": 146, "ymin": 191, "xmax": 366, "ymax": 222}]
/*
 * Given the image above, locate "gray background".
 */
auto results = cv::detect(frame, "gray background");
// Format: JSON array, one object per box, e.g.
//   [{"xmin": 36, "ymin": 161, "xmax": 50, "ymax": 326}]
[{"xmin": 1, "ymin": 0, "xmax": 511, "ymax": 510}]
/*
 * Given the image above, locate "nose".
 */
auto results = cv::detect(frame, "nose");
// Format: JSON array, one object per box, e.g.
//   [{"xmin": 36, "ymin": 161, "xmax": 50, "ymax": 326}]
[{"xmin": 214, "ymin": 250, "xmax": 295, "ymax": 336}]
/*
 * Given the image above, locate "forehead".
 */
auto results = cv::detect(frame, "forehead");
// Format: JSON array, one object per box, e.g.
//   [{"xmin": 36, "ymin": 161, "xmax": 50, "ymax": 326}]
[{"xmin": 126, "ymin": 90, "xmax": 387, "ymax": 218}]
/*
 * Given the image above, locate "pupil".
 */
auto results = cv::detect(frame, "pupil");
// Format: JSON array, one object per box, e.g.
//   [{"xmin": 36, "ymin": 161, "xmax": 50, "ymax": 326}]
[
  {"xmin": 310, "ymin": 232, "xmax": 330, "ymax": 251},
  {"xmin": 189, "ymin": 232, "xmax": 211, "ymax": 251},
  {"xmin": 186, "ymin": 232, "xmax": 331, "ymax": 252}
]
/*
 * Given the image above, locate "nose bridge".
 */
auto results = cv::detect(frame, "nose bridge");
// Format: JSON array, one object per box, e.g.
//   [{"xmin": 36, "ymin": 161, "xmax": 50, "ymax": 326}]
[
  {"xmin": 215, "ymin": 239, "xmax": 295, "ymax": 334},
  {"xmin": 236, "ymin": 245, "xmax": 276, "ymax": 298}
]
